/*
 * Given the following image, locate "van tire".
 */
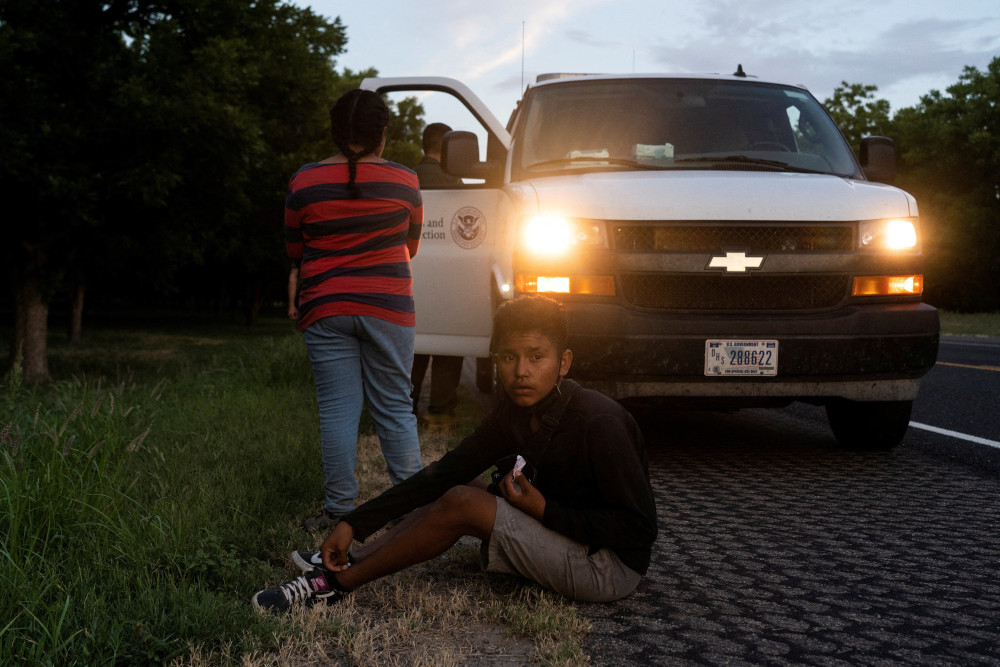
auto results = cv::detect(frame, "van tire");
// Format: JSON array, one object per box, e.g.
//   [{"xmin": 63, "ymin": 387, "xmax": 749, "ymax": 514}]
[{"xmin": 825, "ymin": 399, "xmax": 913, "ymax": 451}]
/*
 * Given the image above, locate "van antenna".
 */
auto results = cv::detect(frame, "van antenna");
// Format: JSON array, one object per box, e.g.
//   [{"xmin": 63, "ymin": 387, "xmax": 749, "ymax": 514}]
[
  {"xmin": 734, "ymin": 64, "xmax": 747, "ymax": 77},
  {"xmin": 521, "ymin": 21, "xmax": 525, "ymax": 94}
]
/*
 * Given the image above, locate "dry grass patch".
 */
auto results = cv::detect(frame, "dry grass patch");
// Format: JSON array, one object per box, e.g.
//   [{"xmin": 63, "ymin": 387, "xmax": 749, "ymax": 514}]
[
  {"xmin": 177, "ymin": 539, "xmax": 588, "ymax": 666},
  {"xmin": 180, "ymin": 430, "xmax": 591, "ymax": 666},
  {"xmin": 214, "ymin": 556, "xmax": 589, "ymax": 666}
]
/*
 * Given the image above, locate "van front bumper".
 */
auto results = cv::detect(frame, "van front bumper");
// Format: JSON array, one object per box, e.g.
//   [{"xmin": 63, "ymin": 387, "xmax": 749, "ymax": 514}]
[{"xmin": 564, "ymin": 302, "xmax": 939, "ymax": 402}]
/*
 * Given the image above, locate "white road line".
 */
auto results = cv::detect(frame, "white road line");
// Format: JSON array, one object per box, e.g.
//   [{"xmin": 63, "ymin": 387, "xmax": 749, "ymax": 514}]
[{"xmin": 909, "ymin": 421, "xmax": 1000, "ymax": 449}]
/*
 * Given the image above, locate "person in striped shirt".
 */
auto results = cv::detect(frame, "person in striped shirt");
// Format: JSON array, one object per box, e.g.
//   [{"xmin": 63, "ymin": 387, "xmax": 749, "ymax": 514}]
[{"xmin": 285, "ymin": 89, "xmax": 424, "ymax": 530}]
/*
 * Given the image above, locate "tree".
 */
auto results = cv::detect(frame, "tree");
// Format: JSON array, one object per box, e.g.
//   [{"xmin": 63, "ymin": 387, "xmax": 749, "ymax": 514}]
[
  {"xmin": 1, "ymin": 0, "xmax": 143, "ymax": 380},
  {"xmin": 2, "ymin": 1, "xmax": 408, "ymax": 378},
  {"xmin": 892, "ymin": 58, "xmax": 1000, "ymax": 311},
  {"xmin": 384, "ymin": 95, "xmax": 426, "ymax": 167},
  {"xmin": 824, "ymin": 82, "xmax": 893, "ymax": 152},
  {"xmin": 128, "ymin": 0, "xmax": 352, "ymax": 325}
]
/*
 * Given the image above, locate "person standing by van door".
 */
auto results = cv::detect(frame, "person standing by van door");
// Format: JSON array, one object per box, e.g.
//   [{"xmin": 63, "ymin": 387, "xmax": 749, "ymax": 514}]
[
  {"xmin": 285, "ymin": 89, "xmax": 424, "ymax": 531},
  {"xmin": 411, "ymin": 122, "xmax": 465, "ymax": 428}
]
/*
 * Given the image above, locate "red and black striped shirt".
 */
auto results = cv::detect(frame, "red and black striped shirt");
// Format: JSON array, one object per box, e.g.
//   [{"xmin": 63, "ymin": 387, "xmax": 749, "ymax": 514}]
[{"xmin": 285, "ymin": 160, "xmax": 423, "ymax": 330}]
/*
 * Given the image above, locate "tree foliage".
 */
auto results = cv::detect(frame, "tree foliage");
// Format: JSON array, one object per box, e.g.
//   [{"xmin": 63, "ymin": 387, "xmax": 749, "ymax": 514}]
[
  {"xmin": 383, "ymin": 95, "xmax": 426, "ymax": 167},
  {"xmin": 892, "ymin": 60, "xmax": 1000, "ymax": 311},
  {"xmin": 1, "ymin": 0, "xmax": 143, "ymax": 379},
  {"xmin": 1, "ymin": 0, "xmax": 424, "ymax": 379},
  {"xmin": 825, "ymin": 63, "xmax": 1000, "ymax": 312},
  {"xmin": 824, "ymin": 82, "xmax": 893, "ymax": 152},
  {"xmin": 127, "ymin": 0, "xmax": 351, "ymax": 321}
]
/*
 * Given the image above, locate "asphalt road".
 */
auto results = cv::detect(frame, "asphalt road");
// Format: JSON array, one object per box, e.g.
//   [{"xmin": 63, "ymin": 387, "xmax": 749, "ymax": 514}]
[
  {"xmin": 575, "ymin": 336, "xmax": 1000, "ymax": 666},
  {"xmin": 911, "ymin": 335, "xmax": 1000, "ymax": 453}
]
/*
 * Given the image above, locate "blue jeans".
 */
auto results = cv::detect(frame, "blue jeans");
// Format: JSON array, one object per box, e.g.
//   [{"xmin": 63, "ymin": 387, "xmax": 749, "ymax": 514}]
[{"xmin": 304, "ymin": 316, "xmax": 423, "ymax": 515}]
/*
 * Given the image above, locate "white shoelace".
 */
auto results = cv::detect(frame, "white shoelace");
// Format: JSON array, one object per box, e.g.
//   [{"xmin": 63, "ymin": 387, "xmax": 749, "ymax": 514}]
[{"xmin": 280, "ymin": 575, "xmax": 314, "ymax": 604}]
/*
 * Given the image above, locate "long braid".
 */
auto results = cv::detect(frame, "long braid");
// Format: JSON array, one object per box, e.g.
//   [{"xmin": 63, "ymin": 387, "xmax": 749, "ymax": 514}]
[
  {"xmin": 330, "ymin": 90, "xmax": 390, "ymax": 199},
  {"xmin": 344, "ymin": 147, "xmax": 363, "ymax": 199}
]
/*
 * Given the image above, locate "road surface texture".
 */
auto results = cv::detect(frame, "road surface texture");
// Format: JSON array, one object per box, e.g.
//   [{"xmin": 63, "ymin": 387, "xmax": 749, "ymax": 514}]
[{"xmin": 577, "ymin": 406, "xmax": 1000, "ymax": 666}]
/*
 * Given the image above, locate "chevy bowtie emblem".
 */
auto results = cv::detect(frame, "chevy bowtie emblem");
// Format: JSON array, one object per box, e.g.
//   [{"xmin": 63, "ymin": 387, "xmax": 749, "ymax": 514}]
[{"xmin": 707, "ymin": 251, "xmax": 765, "ymax": 273}]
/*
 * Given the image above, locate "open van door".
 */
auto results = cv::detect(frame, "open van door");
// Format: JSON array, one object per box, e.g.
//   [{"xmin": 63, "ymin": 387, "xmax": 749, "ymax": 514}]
[{"xmin": 362, "ymin": 77, "xmax": 511, "ymax": 359}]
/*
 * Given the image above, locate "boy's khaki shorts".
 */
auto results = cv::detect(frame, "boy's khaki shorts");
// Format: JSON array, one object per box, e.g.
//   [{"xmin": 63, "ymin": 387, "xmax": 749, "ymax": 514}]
[{"xmin": 485, "ymin": 498, "xmax": 642, "ymax": 602}]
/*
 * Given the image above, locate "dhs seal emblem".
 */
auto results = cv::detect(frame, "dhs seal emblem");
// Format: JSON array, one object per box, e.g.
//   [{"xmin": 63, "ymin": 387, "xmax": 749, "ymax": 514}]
[{"xmin": 450, "ymin": 206, "xmax": 486, "ymax": 249}]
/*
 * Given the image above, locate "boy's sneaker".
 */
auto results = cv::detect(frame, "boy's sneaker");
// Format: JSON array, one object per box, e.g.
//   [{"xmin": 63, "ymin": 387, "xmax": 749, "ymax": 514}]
[
  {"xmin": 292, "ymin": 550, "xmax": 353, "ymax": 573},
  {"xmin": 251, "ymin": 568, "xmax": 346, "ymax": 612},
  {"xmin": 292, "ymin": 550, "xmax": 324, "ymax": 572}
]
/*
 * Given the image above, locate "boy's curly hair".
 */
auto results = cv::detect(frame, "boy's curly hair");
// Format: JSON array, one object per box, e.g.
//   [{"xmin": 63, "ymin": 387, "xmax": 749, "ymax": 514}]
[{"xmin": 492, "ymin": 295, "xmax": 568, "ymax": 353}]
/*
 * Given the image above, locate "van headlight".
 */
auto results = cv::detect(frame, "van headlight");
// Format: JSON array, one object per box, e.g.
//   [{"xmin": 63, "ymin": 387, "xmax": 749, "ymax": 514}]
[
  {"xmin": 859, "ymin": 218, "xmax": 918, "ymax": 251},
  {"xmin": 520, "ymin": 216, "xmax": 607, "ymax": 255}
]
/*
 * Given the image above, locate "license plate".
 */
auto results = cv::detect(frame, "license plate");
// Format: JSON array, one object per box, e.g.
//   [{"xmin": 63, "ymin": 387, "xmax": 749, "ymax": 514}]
[{"xmin": 705, "ymin": 340, "xmax": 778, "ymax": 376}]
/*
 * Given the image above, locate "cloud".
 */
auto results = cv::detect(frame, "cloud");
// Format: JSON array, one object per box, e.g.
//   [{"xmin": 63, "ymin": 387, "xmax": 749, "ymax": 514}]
[
  {"xmin": 492, "ymin": 72, "xmax": 526, "ymax": 93},
  {"xmin": 647, "ymin": 11, "xmax": 1000, "ymax": 108},
  {"xmin": 426, "ymin": 0, "xmax": 617, "ymax": 82},
  {"xmin": 706, "ymin": 1, "xmax": 809, "ymax": 38},
  {"xmin": 792, "ymin": 18, "xmax": 1000, "ymax": 105},
  {"xmin": 565, "ymin": 29, "xmax": 620, "ymax": 49}
]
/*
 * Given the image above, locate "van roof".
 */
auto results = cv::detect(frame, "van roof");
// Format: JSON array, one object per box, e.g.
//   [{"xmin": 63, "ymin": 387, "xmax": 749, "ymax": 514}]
[{"xmin": 531, "ymin": 72, "xmax": 809, "ymax": 92}]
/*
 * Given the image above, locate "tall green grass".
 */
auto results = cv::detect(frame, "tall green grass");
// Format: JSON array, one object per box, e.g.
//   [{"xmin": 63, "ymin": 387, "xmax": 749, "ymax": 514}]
[
  {"xmin": 938, "ymin": 310, "xmax": 1000, "ymax": 337},
  {"xmin": 1, "ymin": 324, "xmax": 327, "ymax": 664},
  {"xmin": 0, "ymin": 317, "xmax": 592, "ymax": 664}
]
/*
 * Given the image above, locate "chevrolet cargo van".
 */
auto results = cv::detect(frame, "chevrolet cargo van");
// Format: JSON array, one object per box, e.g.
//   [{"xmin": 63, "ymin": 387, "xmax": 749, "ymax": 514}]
[{"xmin": 363, "ymin": 70, "xmax": 939, "ymax": 450}]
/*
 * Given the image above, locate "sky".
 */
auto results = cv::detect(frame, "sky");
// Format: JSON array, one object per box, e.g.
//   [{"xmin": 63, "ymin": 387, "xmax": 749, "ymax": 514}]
[{"xmin": 306, "ymin": 0, "xmax": 1000, "ymax": 132}]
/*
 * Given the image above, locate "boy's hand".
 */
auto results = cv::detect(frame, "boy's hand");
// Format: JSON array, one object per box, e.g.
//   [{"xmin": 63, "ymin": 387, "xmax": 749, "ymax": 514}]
[
  {"xmin": 500, "ymin": 471, "xmax": 546, "ymax": 521},
  {"xmin": 321, "ymin": 521, "xmax": 355, "ymax": 572}
]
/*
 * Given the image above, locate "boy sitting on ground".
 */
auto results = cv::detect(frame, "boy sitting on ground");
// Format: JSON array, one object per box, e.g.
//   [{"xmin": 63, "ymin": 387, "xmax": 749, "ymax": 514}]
[{"xmin": 253, "ymin": 295, "xmax": 658, "ymax": 610}]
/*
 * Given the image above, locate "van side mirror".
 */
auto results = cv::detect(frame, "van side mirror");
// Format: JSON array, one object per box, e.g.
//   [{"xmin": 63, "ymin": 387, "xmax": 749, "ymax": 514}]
[
  {"xmin": 441, "ymin": 131, "xmax": 503, "ymax": 185},
  {"xmin": 860, "ymin": 136, "xmax": 896, "ymax": 184}
]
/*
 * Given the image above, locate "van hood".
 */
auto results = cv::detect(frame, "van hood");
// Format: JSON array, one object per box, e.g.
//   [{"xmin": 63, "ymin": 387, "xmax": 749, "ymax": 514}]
[{"xmin": 520, "ymin": 170, "xmax": 917, "ymax": 220}]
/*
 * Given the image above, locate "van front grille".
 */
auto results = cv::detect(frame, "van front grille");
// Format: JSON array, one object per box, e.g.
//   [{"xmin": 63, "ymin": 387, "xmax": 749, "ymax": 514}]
[
  {"xmin": 614, "ymin": 224, "xmax": 854, "ymax": 252},
  {"xmin": 619, "ymin": 273, "xmax": 850, "ymax": 310}
]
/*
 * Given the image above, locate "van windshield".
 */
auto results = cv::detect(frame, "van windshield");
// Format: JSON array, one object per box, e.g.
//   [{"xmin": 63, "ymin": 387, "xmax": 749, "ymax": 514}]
[{"xmin": 513, "ymin": 78, "xmax": 860, "ymax": 179}]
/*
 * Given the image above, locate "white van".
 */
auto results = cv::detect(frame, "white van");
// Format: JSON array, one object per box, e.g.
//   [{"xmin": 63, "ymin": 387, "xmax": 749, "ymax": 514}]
[{"xmin": 363, "ymin": 70, "xmax": 939, "ymax": 450}]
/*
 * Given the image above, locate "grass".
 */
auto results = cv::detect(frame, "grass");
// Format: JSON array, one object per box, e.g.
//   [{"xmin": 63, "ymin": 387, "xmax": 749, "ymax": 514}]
[
  {"xmin": 0, "ymin": 314, "xmax": 589, "ymax": 665},
  {"xmin": 938, "ymin": 310, "xmax": 1000, "ymax": 337}
]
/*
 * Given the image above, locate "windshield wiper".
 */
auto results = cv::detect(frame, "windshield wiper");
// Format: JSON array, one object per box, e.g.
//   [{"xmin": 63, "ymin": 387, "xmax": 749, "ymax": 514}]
[
  {"xmin": 527, "ymin": 154, "xmax": 830, "ymax": 175},
  {"xmin": 525, "ymin": 157, "xmax": 671, "ymax": 171},
  {"xmin": 674, "ymin": 155, "xmax": 823, "ymax": 174}
]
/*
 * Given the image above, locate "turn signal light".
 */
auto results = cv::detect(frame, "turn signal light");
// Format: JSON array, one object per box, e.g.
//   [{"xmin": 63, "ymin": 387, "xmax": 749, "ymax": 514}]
[
  {"xmin": 516, "ymin": 275, "xmax": 615, "ymax": 296},
  {"xmin": 852, "ymin": 275, "xmax": 923, "ymax": 296}
]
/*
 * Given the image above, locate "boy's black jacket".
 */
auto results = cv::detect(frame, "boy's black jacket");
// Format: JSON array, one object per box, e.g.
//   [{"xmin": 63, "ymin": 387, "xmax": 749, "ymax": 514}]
[{"xmin": 343, "ymin": 379, "xmax": 658, "ymax": 574}]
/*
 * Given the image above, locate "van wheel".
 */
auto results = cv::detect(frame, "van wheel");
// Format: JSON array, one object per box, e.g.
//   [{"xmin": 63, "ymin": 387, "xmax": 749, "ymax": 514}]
[
  {"xmin": 825, "ymin": 399, "xmax": 913, "ymax": 451},
  {"xmin": 475, "ymin": 357, "xmax": 496, "ymax": 393}
]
